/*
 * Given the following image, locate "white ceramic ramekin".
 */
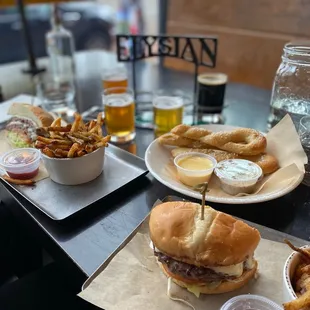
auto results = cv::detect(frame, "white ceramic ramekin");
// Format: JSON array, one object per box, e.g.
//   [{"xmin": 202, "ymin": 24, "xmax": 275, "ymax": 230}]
[{"xmin": 41, "ymin": 147, "xmax": 105, "ymax": 185}]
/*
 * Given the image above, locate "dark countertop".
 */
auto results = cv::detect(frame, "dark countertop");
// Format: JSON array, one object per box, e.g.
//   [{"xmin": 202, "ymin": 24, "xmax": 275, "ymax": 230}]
[{"xmin": 0, "ymin": 51, "xmax": 309, "ymax": 281}]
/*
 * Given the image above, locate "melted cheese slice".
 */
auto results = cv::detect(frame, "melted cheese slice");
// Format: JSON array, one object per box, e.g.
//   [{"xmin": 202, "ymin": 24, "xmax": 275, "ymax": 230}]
[
  {"xmin": 209, "ymin": 262, "xmax": 244, "ymax": 277},
  {"xmin": 209, "ymin": 256, "xmax": 255, "ymax": 277}
]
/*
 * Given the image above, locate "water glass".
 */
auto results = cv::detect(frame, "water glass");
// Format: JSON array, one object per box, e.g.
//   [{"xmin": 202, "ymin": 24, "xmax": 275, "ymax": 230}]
[
  {"xmin": 36, "ymin": 74, "xmax": 75, "ymax": 114},
  {"xmin": 298, "ymin": 115, "xmax": 310, "ymax": 186}
]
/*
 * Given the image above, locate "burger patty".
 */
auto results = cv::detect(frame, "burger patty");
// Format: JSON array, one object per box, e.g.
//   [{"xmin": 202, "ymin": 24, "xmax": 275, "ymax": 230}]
[{"xmin": 155, "ymin": 251, "xmax": 247, "ymax": 282}]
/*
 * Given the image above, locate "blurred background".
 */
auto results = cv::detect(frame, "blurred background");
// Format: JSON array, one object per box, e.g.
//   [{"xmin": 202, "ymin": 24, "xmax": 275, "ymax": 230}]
[
  {"xmin": 0, "ymin": 0, "xmax": 310, "ymax": 99},
  {"xmin": 0, "ymin": 0, "xmax": 158, "ymax": 64}
]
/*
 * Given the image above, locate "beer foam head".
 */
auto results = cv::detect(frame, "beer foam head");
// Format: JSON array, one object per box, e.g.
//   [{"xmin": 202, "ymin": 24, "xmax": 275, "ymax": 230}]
[
  {"xmin": 104, "ymin": 93, "xmax": 132, "ymax": 107},
  {"xmin": 102, "ymin": 64, "xmax": 127, "ymax": 80},
  {"xmin": 153, "ymin": 96, "xmax": 183, "ymax": 110},
  {"xmin": 197, "ymin": 73, "xmax": 228, "ymax": 86}
]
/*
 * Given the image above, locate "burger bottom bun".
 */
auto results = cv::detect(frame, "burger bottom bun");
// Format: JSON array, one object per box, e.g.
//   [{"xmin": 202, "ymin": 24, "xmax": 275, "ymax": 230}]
[{"xmin": 159, "ymin": 260, "xmax": 258, "ymax": 295}]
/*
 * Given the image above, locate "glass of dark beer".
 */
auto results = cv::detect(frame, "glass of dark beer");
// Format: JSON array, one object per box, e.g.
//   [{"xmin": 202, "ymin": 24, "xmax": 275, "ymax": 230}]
[{"xmin": 196, "ymin": 72, "xmax": 228, "ymax": 124}]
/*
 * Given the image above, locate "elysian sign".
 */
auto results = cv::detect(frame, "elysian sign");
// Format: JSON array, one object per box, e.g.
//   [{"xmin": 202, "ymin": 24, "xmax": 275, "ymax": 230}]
[{"xmin": 116, "ymin": 35, "xmax": 218, "ymax": 68}]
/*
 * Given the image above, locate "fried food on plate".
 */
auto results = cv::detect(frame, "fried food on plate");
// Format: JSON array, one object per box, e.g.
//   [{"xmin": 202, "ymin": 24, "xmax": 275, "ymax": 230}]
[
  {"xmin": 35, "ymin": 112, "xmax": 110, "ymax": 159},
  {"xmin": 1, "ymin": 175, "xmax": 35, "ymax": 186},
  {"xmin": 171, "ymin": 148, "xmax": 279, "ymax": 175},
  {"xmin": 284, "ymin": 290, "xmax": 310, "ymax": 310},
  {"xmin": 283, "ymin": 241, "xmax": 310, "ymax": 310},
  {"xmin": 171, "ymin": 124, "xmax": 266, "ymax": 155},
  {"xmin": 158, "ymin": 133, "xmax": 212, "ymax": 149}
]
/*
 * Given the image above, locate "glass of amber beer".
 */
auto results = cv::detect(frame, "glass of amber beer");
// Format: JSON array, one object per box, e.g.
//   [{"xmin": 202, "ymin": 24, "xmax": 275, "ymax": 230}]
[
  {"xmin": 103, "ymin": 87, "xmax": 135, "ymax": 143},
  {"xmin": 153, "ymin": 93, "xmax": 183, "ymax": 137},
  {"xmin": 102, "ymin": 64, "xmax": 128, "ymax": 90}
]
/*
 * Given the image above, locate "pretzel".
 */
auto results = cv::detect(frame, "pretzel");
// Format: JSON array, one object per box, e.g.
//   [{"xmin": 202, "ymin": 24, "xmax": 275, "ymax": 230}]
[
  {"xmin": 171, "ymin": 125, "xmax": 267, "ymax": 155},
  {"xmin": 158, "ymin": 133, "xmax": 212, "ymax": 149},
  {"xmin": 171, "ymin": 148, "xmax": 279, "ymax": 175}
]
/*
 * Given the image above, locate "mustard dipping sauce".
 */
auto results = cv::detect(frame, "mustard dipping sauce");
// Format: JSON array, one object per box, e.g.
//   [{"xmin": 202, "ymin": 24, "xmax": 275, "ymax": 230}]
[{"xmin": 175, "ymin": 154, "xmax": 216, "ymax": 187}]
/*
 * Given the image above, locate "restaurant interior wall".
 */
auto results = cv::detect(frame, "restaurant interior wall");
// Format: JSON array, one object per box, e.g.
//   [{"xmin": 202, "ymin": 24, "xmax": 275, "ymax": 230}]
[{"xmin": 163, "ymin": 0, "xmax": 310, "ymax": 89}]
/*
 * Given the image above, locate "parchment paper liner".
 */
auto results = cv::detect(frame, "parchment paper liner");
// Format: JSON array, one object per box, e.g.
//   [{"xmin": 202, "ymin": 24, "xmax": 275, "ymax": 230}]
[
  {"xmin": 78, "ymin": 202, "xmax": 296, "ymax": 309},
  {"xmin": 163, "ymin": 115, "xmax": 307, "ymax": 197}
]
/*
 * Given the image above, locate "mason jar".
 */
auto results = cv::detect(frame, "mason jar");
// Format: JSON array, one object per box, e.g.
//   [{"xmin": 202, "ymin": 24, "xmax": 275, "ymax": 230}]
[{"xmin": 268, "ymin": 42, "xmax": 310, "ymax": 130}]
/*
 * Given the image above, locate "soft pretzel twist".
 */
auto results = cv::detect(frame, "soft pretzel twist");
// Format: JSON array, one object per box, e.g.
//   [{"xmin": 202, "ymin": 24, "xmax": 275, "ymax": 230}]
[
  {"xmin": 158, "ymin": 133, "xmax": 212, "ymax": 149},
  {"xmin": 171, "ymin": 125, "xmax": 266, "ymax": 155}
]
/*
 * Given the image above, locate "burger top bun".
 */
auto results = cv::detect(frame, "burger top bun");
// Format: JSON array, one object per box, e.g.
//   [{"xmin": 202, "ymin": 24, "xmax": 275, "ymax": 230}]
[
  {"xmin": 8, "ymin": 103, "xmax": 54, "ymax": 127},
  {"xmin": 149, "ymin": 201, "xmax": 260, "ymax": 267}
]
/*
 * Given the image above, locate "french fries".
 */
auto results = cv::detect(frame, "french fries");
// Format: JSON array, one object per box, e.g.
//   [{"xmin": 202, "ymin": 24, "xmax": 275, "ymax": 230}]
[
  {"xmin": 35, "ymin": 112, "xmax": 110, "ymax": 158},
  {"xmin": 2, "ymin": 175, "xmax": 35, "ymax": 186},
  {"xmin": 284, "ymin": 241, "xmax": 310, "ymax": 310},
  {"xmin": 284, "ymin": 290, "xmax": 310, "ymax": 310}
]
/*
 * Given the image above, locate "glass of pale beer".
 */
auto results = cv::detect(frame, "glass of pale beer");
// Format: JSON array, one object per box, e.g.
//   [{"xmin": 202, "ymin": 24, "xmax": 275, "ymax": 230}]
[
  {"xmin": 102, "ymin": 87, "xmax": 135, "ymax": 143},
  {"xmin": 102, "ymin": 64, "xmax": 128, "ymax": 90},
  {"xmin": 153, "ymin": 93, "xmax": 183, "ymax": 137}
]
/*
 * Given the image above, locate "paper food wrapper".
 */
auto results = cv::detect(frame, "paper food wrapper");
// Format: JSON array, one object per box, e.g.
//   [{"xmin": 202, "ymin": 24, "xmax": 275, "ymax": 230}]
[
  {"xmin": 79, "ymin": 216, "xmax": 294, "ymax": 310},
  {"xmin": 0, "ymin": 131, "xmax": 48, "ymax": 182},
  {"xmin": 164, "ymin": 115, "xmax": 307, "ymax": 197}
]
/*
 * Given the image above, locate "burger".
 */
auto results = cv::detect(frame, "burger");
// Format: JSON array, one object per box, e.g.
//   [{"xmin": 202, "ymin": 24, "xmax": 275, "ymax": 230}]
[
  {"xmin": 149, "ymin": 201, "xmax": 261, "ymax": 296},
  {"xmin": 5, "ymin": 103, "xmax": 54, "ymax": 148}
]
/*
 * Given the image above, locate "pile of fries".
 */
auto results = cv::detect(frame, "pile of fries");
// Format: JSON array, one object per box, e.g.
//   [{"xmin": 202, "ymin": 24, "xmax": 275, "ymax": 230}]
[
  {"xmin": 284, "ymin": 240, "xmax": 310, "ymax": 310},
  {"xmin": 35, "ymin": 112, "xmax": 110, "ymax": 158}
]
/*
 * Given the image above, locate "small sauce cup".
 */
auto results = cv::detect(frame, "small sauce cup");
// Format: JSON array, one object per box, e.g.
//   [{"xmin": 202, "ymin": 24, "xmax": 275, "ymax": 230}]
[
  {"xmin": 0, "ymin": 148, "xmax": 41, "ymax": 180},
  {"xmin": 174, "ymin": 152, "xmax": 217, "ymax": 187},
  {"xmin": 221, "ymin": 294, "xmax": 282, "ymax": 310},
  {"xmin": 214, "ymin": 159, "xmax": 262, "ymax": 195}
]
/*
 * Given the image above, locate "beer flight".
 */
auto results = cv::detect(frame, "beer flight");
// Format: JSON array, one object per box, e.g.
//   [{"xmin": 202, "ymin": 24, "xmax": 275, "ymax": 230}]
[{"xmin": 101, "ymin": 63, "xmax": 228, "ymax": 142}]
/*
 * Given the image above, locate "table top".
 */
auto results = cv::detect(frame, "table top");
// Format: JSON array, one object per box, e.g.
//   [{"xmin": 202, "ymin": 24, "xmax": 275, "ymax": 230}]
[{"xmin": 1, "ymin": 51, "xmax": 309, "ymax": 280}]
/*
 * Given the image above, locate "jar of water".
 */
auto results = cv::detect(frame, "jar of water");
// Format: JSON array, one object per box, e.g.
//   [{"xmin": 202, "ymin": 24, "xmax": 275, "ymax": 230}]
[{"xmin": 268, "ymin": 42, "xmax": 310, "ymax": 130}]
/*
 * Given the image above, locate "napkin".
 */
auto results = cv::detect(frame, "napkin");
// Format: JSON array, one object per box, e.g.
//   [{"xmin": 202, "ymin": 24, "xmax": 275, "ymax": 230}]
[
  {"xmin": 78, "ymin": 215, "xmax": 295, "ymax": 310},
  {"xmin": 0, "ymin": 94, "xmax": 40, "ymax": 123}
]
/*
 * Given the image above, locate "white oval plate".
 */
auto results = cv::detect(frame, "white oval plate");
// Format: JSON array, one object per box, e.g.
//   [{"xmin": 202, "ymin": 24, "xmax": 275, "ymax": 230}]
[{"xmin": 145, "ymin": 124, "xmax": 304, "ymax": 204}]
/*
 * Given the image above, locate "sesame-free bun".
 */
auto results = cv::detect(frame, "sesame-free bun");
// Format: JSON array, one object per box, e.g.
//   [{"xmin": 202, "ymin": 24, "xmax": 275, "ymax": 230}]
[
  {"xmin": 8, "ymin": 103, "xmax": 54, "ymax": 127},
  {"xmin": 159, "ymin": 260, "xmax": 258, "ymax": 294},
  {"xmin": 149, "ymin": 202, "xmax": 260, "ymax": 267}
]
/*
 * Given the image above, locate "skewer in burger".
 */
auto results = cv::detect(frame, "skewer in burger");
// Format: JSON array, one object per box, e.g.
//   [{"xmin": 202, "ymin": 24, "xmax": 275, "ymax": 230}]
[
  {"xmin": 5, "ymin": 103, "xmax": 54, "ymax": 148},
  {"xmin": 149, "ymin": 201, "xmax": 260, "ymax": 296}
]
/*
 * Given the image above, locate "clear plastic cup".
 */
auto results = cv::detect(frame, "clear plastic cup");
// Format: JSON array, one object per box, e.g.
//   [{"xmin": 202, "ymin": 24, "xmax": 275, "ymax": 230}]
[
  {"xmin": 220, "ymin": 294, "xmax": 283, "ymax": 310},
  {"xmin": 0, "ymin": 148, "xmax": 41, "ymax": 179},
  {"xmin": 214, "ymin": 159, "xmax": 263, "ymax": 195},
  {"xmin": 174, "ymin": 152, "xmax": 217, "ymax": 187}
]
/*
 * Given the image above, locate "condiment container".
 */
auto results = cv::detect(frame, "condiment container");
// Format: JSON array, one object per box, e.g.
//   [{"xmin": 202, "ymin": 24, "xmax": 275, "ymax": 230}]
[
  {"xmin": 0, "ymin": 148, "xmax": 41, "ymax": 179},
  {"xmin": 282, "ymin": 245, "xmax": 310, "ymax": 303},
  {"xmin": 174, "ymin": 152, "xmax": 217, "ymax": 187},
  {"xmin": 41, "ymin": 146, "xmax": 105, "ymax": 185},
  {"xmin": 214, "ymin": 159, "xmax": 262, "ymax": 195},
  {"xmin": 221, "ymin": 294, "xmax": 282, "ymax": 310}
]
